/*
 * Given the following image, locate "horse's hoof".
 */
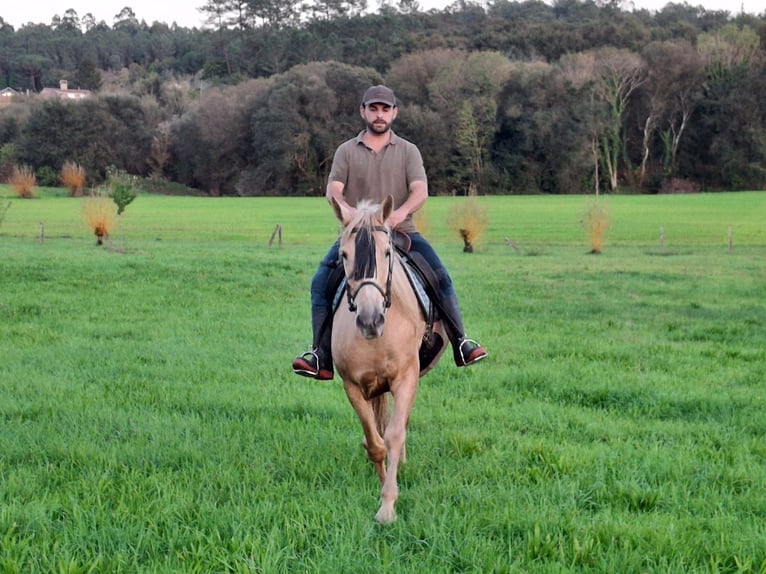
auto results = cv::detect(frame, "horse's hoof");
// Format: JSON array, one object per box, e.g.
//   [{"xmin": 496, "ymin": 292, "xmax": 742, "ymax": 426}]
[{"xmin": 374, "ymin": 508, "xmax": 396, "ymax": 524}]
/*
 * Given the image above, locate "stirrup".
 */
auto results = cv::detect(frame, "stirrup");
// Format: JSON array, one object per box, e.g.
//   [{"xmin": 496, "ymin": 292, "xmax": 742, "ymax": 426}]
[
  {"xmin": 456, "ymin": 338, "xmax": 487, "ymax": 367},
  {"xmin": 292, "ymin": 349, "xmax": 334, "ymax": 380}
]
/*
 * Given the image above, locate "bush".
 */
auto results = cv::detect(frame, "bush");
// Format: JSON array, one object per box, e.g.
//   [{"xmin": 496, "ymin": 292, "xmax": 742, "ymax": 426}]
[
  {"xmin": 61, "ymin": 161, "xmax": 87, "ymax": 196},
  {"xmin": 582, "ymin": 198, "xmax": 610, "ymax": 254},
  {"xmin": 36, "ymin": 166, "xmax": 59, "ymax": 187},
  {"xmin": 106, "ymin": 167, "xmax": 137, "ymax": 215},
  {"xmin": 8, "ymin": 164, "xmax": 37, "ymax": 198},
  {"xmin": 82, "ymin": 189, "xmax": 116, "ymax": 245},
  {"xmin": 446, "ymin": 184, "xmax": 488, "ymax": 253}
]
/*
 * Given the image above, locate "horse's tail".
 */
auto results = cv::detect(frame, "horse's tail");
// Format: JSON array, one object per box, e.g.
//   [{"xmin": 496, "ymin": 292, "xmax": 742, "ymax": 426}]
[{"xmin": 372, "ymin": 394, "xmax": 389, "ymax": 438}]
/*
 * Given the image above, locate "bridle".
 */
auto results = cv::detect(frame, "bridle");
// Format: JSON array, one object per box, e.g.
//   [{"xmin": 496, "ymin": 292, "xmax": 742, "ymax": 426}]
[{"xmin": 345, "ymin": 224, "xmax": 394, "ymax": 313}]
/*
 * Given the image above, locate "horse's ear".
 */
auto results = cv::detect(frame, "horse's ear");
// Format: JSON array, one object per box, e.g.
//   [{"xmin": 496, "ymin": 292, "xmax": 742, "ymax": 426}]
[
  {"xmin": 381, "ymin": 195, "xmax": 394, "ymax": 223},
  {"xmin": 332, "ymin": 196, "xmax": 352, "ymax": 225}
]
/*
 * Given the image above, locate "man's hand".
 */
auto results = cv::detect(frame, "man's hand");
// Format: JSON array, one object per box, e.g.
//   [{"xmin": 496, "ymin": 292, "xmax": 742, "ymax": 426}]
[{"xmin": 386, "ymin": 207, "xmax": 408, "ymax": 230}]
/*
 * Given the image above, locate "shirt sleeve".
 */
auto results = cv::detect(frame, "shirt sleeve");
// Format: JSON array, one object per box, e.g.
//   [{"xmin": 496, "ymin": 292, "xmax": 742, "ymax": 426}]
[
  {"xmin": 405, "ymin": 143, "xmax": 428, "ymax": 186},
  {"xmin": 328, "ymin": 143, "xmax": 349, "ymax": 185}
]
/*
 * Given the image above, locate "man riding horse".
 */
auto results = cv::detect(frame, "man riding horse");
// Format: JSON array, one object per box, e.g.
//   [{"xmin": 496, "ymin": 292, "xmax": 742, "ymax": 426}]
[{"xmin": 292, "ymin": 84, "xmax": 487, "ymax": 380}]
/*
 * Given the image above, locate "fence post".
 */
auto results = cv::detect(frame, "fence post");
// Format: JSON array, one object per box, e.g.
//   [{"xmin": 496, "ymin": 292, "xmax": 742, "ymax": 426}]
[{"xmin": 268, "ymin": 224, "xmax": 282, "ymax": 248}]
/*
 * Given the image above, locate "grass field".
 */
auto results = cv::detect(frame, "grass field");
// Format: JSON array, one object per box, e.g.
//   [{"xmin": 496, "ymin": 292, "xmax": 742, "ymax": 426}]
[{"xmin": 1, "ymin": 189, "xmax": 765, "ymax": 573}]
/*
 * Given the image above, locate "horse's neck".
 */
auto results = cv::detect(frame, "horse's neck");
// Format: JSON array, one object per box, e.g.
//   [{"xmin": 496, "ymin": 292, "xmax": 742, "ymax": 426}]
[{"xmin": 389, "ymin": 257, "xmax": 421, "ymax": 321}]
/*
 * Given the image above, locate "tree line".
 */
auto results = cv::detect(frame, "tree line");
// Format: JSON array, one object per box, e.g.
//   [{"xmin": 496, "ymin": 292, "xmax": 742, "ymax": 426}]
[{"xmin": 1, "ymin": 1, "xmax": 764, "ymax": 195}]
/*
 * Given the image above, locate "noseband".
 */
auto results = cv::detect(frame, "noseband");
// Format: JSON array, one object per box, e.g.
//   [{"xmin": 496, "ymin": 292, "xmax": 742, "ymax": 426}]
[{"xmin": 345, "ymin": 224, "xmax": 394, "ymax": 313}]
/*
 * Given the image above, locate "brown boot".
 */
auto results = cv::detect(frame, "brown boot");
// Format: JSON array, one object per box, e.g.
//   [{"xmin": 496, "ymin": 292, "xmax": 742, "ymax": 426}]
[
  {"xmin": 439, "ymin": 294, "xmax": 487, "ymax": 367},
  {"xmin": 292, "ymin": 306, "xmax": 334, "ymax": 380},
  {"xmin": 292, "ymin": 349, "xmax": 334, "ymax": 380}
]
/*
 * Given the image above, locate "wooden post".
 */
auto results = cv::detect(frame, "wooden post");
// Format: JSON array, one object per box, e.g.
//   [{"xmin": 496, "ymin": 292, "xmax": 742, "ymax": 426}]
[
  {"xmin": 504, "ymin": 238, "xmax": 521, "ymax": 253},
  {"xmin": 268, "ymin": 224, "xmax": 282, "ymax": 248},
  {"xmin": 728, "ymin": 226, "xmax": 732, "ymax": 254},
  {"xmin": 39, "ymin": 221, "xmax": 45, "ymax": 243},
  {"xmin": 659, "ymin": 227, "xmax": 664, "ymax": 254}
]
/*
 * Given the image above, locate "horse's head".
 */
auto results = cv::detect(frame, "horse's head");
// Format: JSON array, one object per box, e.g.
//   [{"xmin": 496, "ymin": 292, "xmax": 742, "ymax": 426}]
[{"xmin": 333, "ymin": 196, "xmax": 395, "ymax": 340}]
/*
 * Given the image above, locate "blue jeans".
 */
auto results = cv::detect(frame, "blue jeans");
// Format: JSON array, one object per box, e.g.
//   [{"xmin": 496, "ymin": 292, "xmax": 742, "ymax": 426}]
[{"xmin": 310, "ymin": 232, "xmax": 455, "ymax": 309}]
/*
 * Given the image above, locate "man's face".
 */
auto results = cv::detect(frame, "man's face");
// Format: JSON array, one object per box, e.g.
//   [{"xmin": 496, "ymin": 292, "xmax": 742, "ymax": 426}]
[{"xmin": 360, "ymin": 102, "xmax": 398, "ymax": 134}]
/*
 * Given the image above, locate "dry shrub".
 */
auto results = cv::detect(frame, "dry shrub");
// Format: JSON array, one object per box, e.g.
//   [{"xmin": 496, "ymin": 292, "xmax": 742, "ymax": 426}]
[
  {"xmin": 8, "ymin": 164, "xmax": 37, "ymax": 198},
  {"xmin": 582, "ymin": 198, "xmax": 610, "ymax": 254},
  {"xmin": 446, "ymin": 184, "xmax": 488, "ymax": 253},
  {"xmin": 83, "ymin": 190, "xmax": 116, "ymax": 245},
  {"xmin": 413, "ymin": 208, "xmax": 431, "ymax": 238},
  {"xmin": 61, "ymin": 161, "xmax": 86, "ymax": 196}
]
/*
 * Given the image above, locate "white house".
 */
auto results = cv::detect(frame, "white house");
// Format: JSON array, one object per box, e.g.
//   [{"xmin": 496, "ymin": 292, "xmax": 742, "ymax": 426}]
[{"xmin": 38, "ymin": 80, "xmax": 91, "ymax": 100}]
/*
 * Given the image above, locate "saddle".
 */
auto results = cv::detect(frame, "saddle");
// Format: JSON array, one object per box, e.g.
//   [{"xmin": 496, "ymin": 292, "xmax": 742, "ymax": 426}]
[{"xmin": 326, "ymin": 231, "xmax": 446, "ymax": 374}]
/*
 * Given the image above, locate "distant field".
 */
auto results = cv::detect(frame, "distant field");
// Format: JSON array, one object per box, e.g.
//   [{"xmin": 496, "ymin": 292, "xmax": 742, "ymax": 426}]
[{"xmin": 1, "ymin": 189, "xmax": 764, "ymax": 572}]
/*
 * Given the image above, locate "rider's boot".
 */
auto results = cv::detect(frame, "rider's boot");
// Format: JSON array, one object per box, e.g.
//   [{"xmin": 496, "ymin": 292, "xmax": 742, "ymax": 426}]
[
  {"xmin": 292, "ymin": 306, "xmax": 334, "ymax": 380},
  {"xmin": 439, "ymin": 294, "xmax": 488, "ymax": 367}
]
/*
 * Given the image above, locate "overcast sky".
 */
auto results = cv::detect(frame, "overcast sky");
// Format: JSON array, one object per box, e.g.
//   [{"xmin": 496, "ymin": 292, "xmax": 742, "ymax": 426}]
[{"xmin": 1, "ymin": 0, "xmax": 762, "ymax": 29}]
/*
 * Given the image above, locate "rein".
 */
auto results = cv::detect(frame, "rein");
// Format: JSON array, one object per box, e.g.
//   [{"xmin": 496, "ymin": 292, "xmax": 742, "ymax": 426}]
[{"xmin": 345, "ymin": 224, "xmax": 394, "ymax": 313}]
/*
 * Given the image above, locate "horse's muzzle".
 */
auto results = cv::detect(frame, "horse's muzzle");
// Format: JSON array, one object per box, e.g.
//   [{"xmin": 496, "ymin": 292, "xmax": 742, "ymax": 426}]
[{"xmin": 356, "ymin": 309, "xmax": 385, "ymax": 339}]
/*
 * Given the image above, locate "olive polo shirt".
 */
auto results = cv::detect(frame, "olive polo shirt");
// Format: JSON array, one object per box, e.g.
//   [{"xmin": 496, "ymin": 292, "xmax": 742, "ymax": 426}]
[{"xmin": 328, "ymin": 130, "xmax": 427, "ymax": 234}]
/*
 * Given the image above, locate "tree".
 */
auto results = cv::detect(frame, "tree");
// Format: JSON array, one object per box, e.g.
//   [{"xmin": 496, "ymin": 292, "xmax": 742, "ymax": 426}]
[
  {"xmin": 75, "ymin": 56, "xmax": 102, "ymax": 91},
  {"xmin": 560, "ymin": 48, "xmax": 646, "ymax": 193},
  {"xmin": 308, "ymin": 0, "xmax": 369, "ymax": 20},
  {"xmin": 691, "ymin": 25, "xmax": 766, "ymax": 189},
  {"xmin": 387, "ymin": 49, "xmax": 511, "ymax": 193},
  {"xmin": 170, "ymin": 78, "xmax": 270, "ymax": 194},
  {"xmin": 59, "ymin": 9, "xmax": 81, "ymax": 31},
  {"xmin": 697, "ymin": 24, "xmax": 760, "ymax": 82},
  {"xmin": 242, "ymin": 61, "xmax": 379, "ymax": 196},
  {"xmin": 17, "ymin": 96, "xmax": 153, "ymax": 183},
  {"xmin": 496, "ymin": 60, "xmax": 593, "ymax": 194},
  {"xmin": 640, "ymin": 40, "xmax": 704, "ymax": 182}
]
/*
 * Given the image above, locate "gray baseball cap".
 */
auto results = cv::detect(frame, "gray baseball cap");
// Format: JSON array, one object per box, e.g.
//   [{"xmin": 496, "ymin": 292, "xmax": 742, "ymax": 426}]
[{"xmin": 362, "ymin": 85, "xmax": 396, "ymax": 107}]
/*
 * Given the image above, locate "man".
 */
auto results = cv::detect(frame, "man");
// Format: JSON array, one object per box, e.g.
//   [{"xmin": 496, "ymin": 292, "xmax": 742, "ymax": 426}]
[{"xmin": 292, "ymin": 84, "xmax": 487, "ymax": 380}]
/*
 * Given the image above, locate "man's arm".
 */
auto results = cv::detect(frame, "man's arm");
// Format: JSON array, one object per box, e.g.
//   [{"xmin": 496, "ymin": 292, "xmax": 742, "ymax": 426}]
[
  {"xmin": 387, "ymin": 180, "xmax": 427, "ymax": 230},
  {"xmin": 326, "ymin": 179, "xmax": 357, "ymax": 217}
]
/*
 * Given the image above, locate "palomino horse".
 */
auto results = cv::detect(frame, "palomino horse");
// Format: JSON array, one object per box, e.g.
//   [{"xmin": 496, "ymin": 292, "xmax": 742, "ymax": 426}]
[{"xmin": 331, "ymin": 195, "xmax": 446, "ymax": 523}]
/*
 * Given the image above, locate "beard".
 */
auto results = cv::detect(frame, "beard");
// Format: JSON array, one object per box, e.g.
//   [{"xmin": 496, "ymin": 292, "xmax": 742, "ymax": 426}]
[{"xmin": 365, "ymin": 119, "xmax": 391, "ymax": 134}]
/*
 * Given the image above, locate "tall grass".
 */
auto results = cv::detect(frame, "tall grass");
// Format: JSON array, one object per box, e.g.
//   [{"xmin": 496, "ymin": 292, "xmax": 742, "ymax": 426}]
[
  {"xmin": 82, "ymin": 190, "xmax": 117, "ymax": 245},
  {"xmin": 7, "ymin": 164, "xmax": 37, "ymax": 198},
  {"xmin": 1, "ymin": 188, "xmax": 764, "ymax": 572},
  {"xmin": 581, "ymin": 198, "xmax": 610, "ymax": 253},
  {"xmin": 60, "ymin": 161, "xmax": 87, "ymax": 197}
]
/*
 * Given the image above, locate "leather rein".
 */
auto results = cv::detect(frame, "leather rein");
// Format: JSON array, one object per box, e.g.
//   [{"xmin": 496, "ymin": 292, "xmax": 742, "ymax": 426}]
[{"xmin": 345, "ymin": 224, "xmax": 394, "ymax": 313}]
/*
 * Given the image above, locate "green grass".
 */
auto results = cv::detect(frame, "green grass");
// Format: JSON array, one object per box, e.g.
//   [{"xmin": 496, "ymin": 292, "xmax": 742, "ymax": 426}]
[{"xmin": 1, "ymin": 189, "xmax": 765, "ymax": 572}]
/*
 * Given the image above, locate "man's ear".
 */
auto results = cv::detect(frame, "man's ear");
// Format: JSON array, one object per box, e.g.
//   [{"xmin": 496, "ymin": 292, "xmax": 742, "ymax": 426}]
[
  {"xmin": 381, "ymin": 195, "xmax": 394, "ymax": 223},
  {"xmin": 332, "ymin": 196, "xmax": 352, "ymax": 225}
]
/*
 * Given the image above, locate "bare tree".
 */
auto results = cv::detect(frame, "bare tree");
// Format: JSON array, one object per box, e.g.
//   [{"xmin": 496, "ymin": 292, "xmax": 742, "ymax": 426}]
[
  {"xmin": 561, "ymin": 48, "xmax": 646, "ymax": 193},
  {"xmin": 642, "ymin": 40, "xmax": 705, "ymax": 181}
]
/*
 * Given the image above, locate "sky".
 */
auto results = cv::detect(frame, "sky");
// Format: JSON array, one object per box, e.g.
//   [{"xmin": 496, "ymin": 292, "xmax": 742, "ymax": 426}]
[{"xmin": 1, "ymin": 0, "xmax": 762, "ymax": 29}]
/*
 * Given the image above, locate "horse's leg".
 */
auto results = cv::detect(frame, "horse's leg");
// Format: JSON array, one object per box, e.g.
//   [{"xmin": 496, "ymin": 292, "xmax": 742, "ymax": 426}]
[
  {"xmin": 375, "ymin": 375, "xmax": 418, "ymax": 524},
  {"xmin": 343, "ymin": 380, "xmax": 386, "ymax": 484}
]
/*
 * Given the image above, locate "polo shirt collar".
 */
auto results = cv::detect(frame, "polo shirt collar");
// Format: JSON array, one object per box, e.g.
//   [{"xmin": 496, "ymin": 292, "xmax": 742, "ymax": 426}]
[{"xmin": 355, "ymin": 130, "xmax": 398, "ymax": 147}]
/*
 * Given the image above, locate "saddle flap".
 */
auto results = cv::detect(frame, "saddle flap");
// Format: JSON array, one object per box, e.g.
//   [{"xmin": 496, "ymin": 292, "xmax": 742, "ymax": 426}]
[{"xmin": 392, "ymin": 230, "xmax": 411, "ymax": 254}]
